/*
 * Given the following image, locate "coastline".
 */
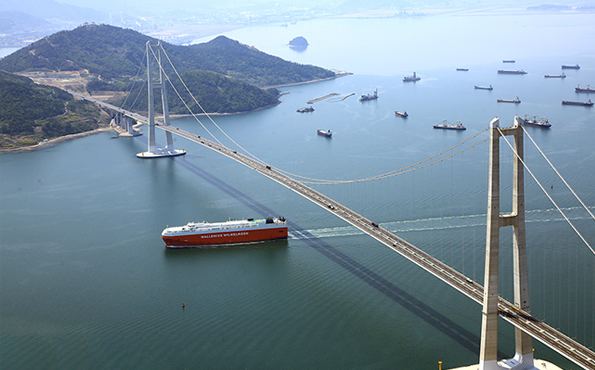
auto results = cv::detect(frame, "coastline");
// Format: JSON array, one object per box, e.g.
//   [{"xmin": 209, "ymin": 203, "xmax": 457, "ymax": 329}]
[
  {"xmin": 1, "ymin": 72, "xmax": 351, "ymax": 152},
  {"xmin": 169, "ymin": 72, "xmax": 351, "ymax": 119},
  {"xmin": 0, "ymin": 127, "xmax": 113, "ymax": 153},
  {"xmin": 169, "ymin": 100, "xmax": 282, "ymax": 119},
  {"xmin": 263, "ymin": 71, "xmax": 352, "ymax": 89}
]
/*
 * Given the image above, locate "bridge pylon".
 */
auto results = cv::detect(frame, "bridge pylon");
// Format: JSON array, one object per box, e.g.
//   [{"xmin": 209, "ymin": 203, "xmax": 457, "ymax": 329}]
[
  {"xmin": 136, "ymin": 41, "xmax": 186, "ymax": 159},
  {"xmin": 479, "ymin": 117, "xmax": 534, "ymax": 370}
]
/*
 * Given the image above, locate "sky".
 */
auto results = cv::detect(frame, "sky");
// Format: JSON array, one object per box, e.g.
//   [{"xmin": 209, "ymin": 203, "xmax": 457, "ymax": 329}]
[{"xmin": 53, "ymin": 0, "xmax": 591, "ymax": 15}]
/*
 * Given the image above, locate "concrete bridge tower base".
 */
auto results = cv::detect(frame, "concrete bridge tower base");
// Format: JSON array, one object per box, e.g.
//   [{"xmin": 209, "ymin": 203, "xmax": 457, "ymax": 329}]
[{"xmin": 136, "ymin": 41, "xmax": 186, "ymax": 159}]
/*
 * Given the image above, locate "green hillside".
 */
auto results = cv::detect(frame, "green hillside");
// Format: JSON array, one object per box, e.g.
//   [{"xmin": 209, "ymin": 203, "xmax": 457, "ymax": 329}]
[
  {"xmin": 124, "ymin": 70, "xmax": 280, "ymax": 114},
  {"xmin": 0, "ymin": 24, "xmax": 335, "ymax": 86},
  {"xmin": 0, "ymin": 71, "xmax": 106, "ymax": 149}
]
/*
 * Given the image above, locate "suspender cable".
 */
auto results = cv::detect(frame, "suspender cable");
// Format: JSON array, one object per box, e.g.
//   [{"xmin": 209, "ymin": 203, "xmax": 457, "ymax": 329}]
[
  {"xmin": 522, "ymin": 126, "xmax": 595, "ymax": 221},
  {"xmin": 158, "ymin": 43, "xmax": 489, "ymax": 185},
  {"xmin": 146, "ymin": 44, "xmax": 223, "ymax": 146},
  {"xmin": 497, "ymin": 128, "xmax": 594, "ymax": 255},
  {"xmin": 158, "ymin": 44, "xmax": 268, "ymax": 165}
]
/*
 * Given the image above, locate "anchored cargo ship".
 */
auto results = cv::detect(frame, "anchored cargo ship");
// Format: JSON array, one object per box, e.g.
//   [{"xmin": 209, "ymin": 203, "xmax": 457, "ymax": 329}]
[
  {"xmin": 497, "ymin": 97, "xmax": 521, "ymax": 104},
  {"xmin": 544, "ymin": 73, "xmax": 566, "ymax": 78},
  {"xmin": 502, "ymin": 60, "xmax": 516, "ymax": 63},
  {"xmin": 474, "ymin": 84, "xmax": 493, "ymax": 91},
  {"xmin": 518, "ymin": 116, "xmax": 551, "ymax": 128},
  {"xmin": 162, "ymin": 217, "xmax": 288, "ymax": 247},
  {"xmin": 456, "ymin": 68, "xmax": 469, "ymax": 71},
  {"xmin": 561, "ymin": 64, "xmax": 580, "ymax": 70},
  {"xmin": 395, "ymin": 111, "xmax": 408, "ymax": 118},
  {"xmin": 317, "ymin": 129, "xmax": 332, "ymax": 137},
  {"xmin": 359, "ymin": 89, "xmax": 378, "ymax": 102},
  {"xmin": 575, "ymin": 85, "xmax": 595, "ymax": 93},
  {"xmin": 403, "ymin": 72, "xmax": 421, "ymax": 82},
  {"xmin": 498, "ymin": 70, "xmax": 527, "ymax": 75},
  {"xmin": 433, "ymin": 121, "xmax": 466, "ymax": 131},
  {"xmin": 562, "ymin": 99, "xmax": 593, "ymax": 107}
]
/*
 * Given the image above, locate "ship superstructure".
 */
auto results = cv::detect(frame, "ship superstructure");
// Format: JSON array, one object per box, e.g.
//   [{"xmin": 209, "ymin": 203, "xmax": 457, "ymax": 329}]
[{"xmin": 162, "ymin": 217, "xmax": 288, "ymax": 247}]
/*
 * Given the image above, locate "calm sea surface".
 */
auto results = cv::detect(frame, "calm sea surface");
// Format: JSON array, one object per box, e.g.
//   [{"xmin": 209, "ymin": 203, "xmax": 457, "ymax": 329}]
[{"xmin": 1, "ymin": 14, "xmax": 594, "ymax": 369}]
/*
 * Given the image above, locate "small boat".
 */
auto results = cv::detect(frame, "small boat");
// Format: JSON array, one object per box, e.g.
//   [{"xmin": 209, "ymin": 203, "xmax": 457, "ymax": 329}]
[
  {"xmin": 403, "ymin": 72, "xmax": 421, "ymax": 82},
  {"xmin": 162, "ymin": 217, "xmax": 288, "ymax": 247},
  {"xmin": 498, "ymin": 70, "xmax": 527, "ymax": 75},
  {"xmin": 433, "ymin": 120, "xmax": 466, "ymax": 131},
  {"xmin": 296, "ymin": 106, "xmax": 314, "ymax": 113},
  {"xmin": 317, "ymin": 129, "xmax": 332, "ymax": 137},
  {"xmin": 502, "ymin": 60, "xmax": 516, "ymax": 63},
  {"xmin": 475, "ymin": 84, "xmax": 493, "ymax": 91},
  {"xmin": 395, "ymin": 111, "xmax": 408, "ymax": 118},
  {"xmin": 497, "ymin": 97, "xmax": 521, "ymax": 104},
  {"xmin": 518, "ymin": 116, "xmax": 551, "ymax": 128},
  {"xmin": 575, "ymin": 85, "xmax": 595, "ymax": 93},
  {"xmin": 562, "ymin": 99, "xmax": 593, "ymax": 107},
  {"xmin": 359, "ymin": 89, "xmax": 378, "ymax": 102},
  {"xmin": 561, "ymin": 64, "xmax": 580, "ymax": 70},
  {"xmin": 456, "ymin": 68, "xmax": 469, "ymax": 71},
  {"xmin": 544, "ymin": 73, "xmax": 566, "ymax": 78}
]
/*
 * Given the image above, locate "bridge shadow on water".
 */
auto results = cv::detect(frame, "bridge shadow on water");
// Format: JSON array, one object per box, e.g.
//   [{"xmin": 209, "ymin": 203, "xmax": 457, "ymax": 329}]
[{"xmin": 176, "ymin": 156, "xmax": 492, "ymax": 357}]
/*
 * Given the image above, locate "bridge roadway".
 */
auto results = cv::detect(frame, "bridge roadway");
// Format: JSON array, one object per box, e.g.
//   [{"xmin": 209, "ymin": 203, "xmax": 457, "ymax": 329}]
[{"xmin": 75, "ymin": 94, "xmax": 594, "ymax": 369}]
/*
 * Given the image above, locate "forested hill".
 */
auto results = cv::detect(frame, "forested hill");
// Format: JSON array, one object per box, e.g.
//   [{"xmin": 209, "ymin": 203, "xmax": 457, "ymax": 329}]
[
  {"xmin": 0, "ymin": 71, "xmax": 106, "ymax": 149},
  {"xmin": 0, "ymin": 24, "xmax": 335, "ymax": 86}
]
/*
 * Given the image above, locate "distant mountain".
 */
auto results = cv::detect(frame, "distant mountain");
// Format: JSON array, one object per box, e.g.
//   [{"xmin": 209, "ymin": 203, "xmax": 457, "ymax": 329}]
[
  {"xmin": 0, "ymin": 24, "xmax": 335, "ymax": 86},
  {"xmin": 0, "ymin": 11, "xmax": 52, "ymax": 34},
  {"xmin": 527, "ymin": 4, "xmax": 572, "ymax": 11},
  {"xmin": 0, "ymin": 0, "xmax": 105, "ymax": 24},
  {"xmin": 0, "ymin": 71, "xmax": 107, "ymax": 149}
]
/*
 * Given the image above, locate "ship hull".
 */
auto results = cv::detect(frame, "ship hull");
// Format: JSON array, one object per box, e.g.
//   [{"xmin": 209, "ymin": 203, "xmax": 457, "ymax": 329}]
[
  {"xmin": 562, "ymin": 101, "xmax": 593, "ymax": 107},
  {"xmin": 163, "ymin": 226, "xmax": 288, "ymax": 247},
  {"xmin": 497, "ymin": 70, "xmax": 527, "ymax": 75},
  {"xmin": 433, "ymin": 126, "xmax": 466, "ymax": 131}
]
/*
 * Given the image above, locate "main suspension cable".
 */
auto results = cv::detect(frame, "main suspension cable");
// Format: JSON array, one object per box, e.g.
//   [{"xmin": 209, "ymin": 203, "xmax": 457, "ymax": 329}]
[
  {"xmin": 497, "ymin": 127, "xmax": 594, "ymax": 255},
  {"xmin": 522, "ymin": 125, "xmax": 595, "ymax": 221},
  {"xmin": 147, "ymin": 44, "xmax": 223, "ymax": 146}
]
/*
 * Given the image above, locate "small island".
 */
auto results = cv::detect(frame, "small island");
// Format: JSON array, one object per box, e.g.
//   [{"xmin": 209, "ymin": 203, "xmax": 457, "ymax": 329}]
[{"xmin": 289, "ymin": 36, "xmax": 309, "ymax": 51}]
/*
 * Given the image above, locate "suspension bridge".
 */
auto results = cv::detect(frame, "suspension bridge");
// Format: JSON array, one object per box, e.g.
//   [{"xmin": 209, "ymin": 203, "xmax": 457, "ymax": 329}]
[{"xmin": 74, "ymin": 41, "xmax": 594, "ymax": 369}]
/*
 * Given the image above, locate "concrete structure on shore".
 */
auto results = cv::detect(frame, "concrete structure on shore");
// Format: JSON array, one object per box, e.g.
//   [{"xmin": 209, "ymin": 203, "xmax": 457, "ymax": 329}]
[
  {"xmin": 136, "ymin": 41, "xmax": 186, "ymax": 159},
  {"xmin": 450, "ymin": 359, "xmax": 562, "ymax": 370}
]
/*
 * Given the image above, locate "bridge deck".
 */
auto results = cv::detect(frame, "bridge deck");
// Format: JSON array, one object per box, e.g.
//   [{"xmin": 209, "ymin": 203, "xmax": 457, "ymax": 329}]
[{"xmin": 78, "ymin": 94, "xmax": 594, "ymax": 369}]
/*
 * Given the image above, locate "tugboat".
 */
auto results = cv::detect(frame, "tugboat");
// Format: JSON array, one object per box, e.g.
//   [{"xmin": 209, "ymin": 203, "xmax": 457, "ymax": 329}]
[
  {"xmin": 317, "ymin": 129, "xmax": 332, "ymax": 137},
  {"xmin": 502, "ymin": 60, "xmax": 516, "ymax": 63},
  {"xmin": 456, "ymin": 68, "xmax": 469, "ymax": 71},
  {"xmin": 562, "ymin": 99, "xmax": 593, "ymax": 107},
  {"xmin": 575, "ymin": 85, "xmax": 595, "ymax": 93},
  {"xmin": 403, "ymin": 72, "xmax": 421, "ymax": 82},
  {"xmin": 497, "ymin": 96, "xmax": 521, "ymax": 104},
  {"xmin": 394, "ymin": 111, "xmax": 408, "ymax": 118},
  {"xmin": 518, "ymin": 116, "xmax": 551, "ymax": 128},
  {"xmin": 544, "ymin": 73, "xmax": 566, "ymax": 78},
  {"xmin": 433, "ymin": 120, "xmax": 466, "ymax": 131},
  {"xmin": 561, "ymin": 64, "xmax": 580, "ymax": 70},
  {"xmin": 498, "ymin": 70, "xmax": 527, "ymax": 75},
  {"xmin": 296, "ymin": 106, "xmax": 315, "ymax": 113},
  {"xmin": 474, "ymin": 84, "xmax": 493, "ymax": 91},
  {"xmin": 359, "ymin": 89, "xmax": 378, "ymax": 102}
]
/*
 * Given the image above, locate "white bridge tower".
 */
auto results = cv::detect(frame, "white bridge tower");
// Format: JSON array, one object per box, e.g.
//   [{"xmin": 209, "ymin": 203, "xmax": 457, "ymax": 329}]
[
  {"xmin": 136, "ymin": 41, "xmax": 186, "ymax": 159},
  {"xmin": 479, "ymin": 117, "xmax": 535, "ymax": 370}
]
